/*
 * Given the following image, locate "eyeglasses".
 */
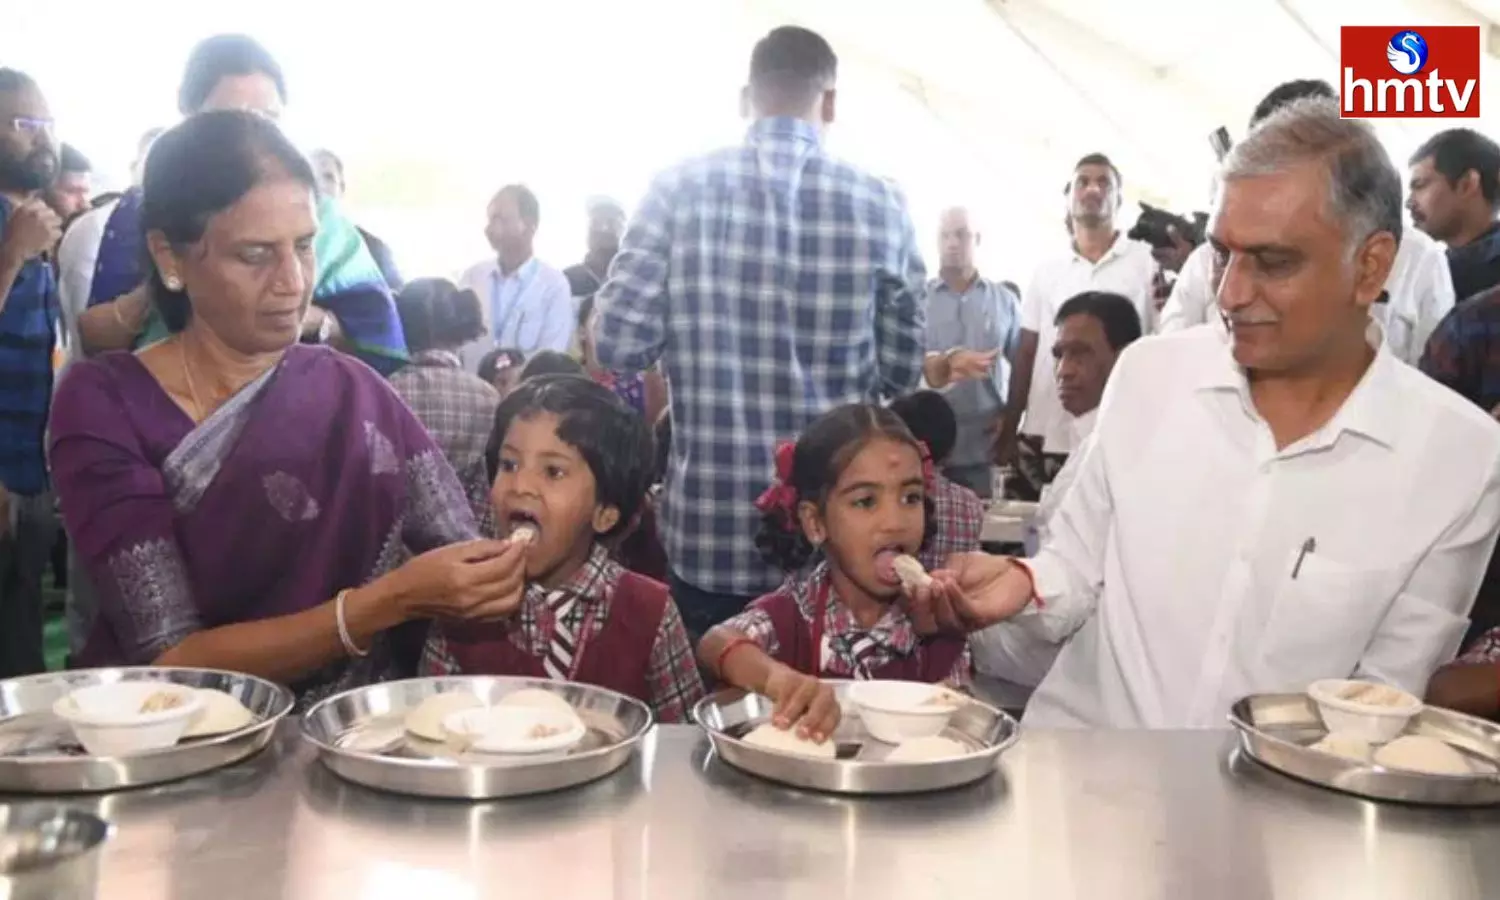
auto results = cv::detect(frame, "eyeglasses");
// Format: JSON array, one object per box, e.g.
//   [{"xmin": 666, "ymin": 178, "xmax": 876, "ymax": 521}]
[{"xmin": 8, "ymin": 117, "xmax": 56, "ymax": 138}]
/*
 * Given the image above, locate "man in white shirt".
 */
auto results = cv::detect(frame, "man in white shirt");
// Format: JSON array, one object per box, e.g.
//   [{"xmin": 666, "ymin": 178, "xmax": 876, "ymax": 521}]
[
  {"xmin": 982, "ymin": 290, "xmax": 1142, "ymax": 691},
  {"xmin": 1030, "ymin": 291, "xmax": 1142, "ymax": 544},
  {"xmin": 457, "ymin": 184, "xmax": 573, "ymax": 370},
  {"xmin": 1000, "ymin": 154, "xmax": 1159, "ymax": 483},
  {"xmin": 920, "ymin": 98, "xmax": 1500, "ymax": 729},
  {"xmin": 1159, "ymin": 79, "xmax": 1455, "ymax": 364}
]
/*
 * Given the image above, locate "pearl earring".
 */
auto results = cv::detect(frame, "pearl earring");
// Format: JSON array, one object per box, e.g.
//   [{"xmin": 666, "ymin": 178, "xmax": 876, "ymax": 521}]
[{"xmin": 165, "ymin": 275, "xmax": 182, "ymax": 291}]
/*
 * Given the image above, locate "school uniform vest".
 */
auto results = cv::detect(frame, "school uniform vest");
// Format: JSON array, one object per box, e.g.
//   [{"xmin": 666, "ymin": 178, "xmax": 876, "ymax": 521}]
[
  {"xmin": 754, "ymin": 589, "xmax": 967, "ymax": 682},
  {"xmin": 440, "ymin": 571, "xmax": 670, "ymax": 706}
]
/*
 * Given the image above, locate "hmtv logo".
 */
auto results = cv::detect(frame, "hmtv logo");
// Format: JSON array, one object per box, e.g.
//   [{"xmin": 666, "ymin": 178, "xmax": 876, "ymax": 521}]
[{"xmin": 1340, "ymin": 26, "xmax": 1481, "ymax": 118}]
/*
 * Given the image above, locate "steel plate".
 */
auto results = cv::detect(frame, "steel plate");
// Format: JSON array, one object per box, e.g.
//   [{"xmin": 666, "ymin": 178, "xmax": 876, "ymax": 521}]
[
  {"xmin": 692, "ymin": 682, "xmax": 1019, "ymax": 795},
  {"xmin": 299, "ymin": 676, "xmax": 652, "ymax": 800},
  {"xmin": 0, "ymin": 668, "xmax": 292, "ymax": 794},
  {"xmin": 1229, "ymin": 692, "xmax": 1500, "ymax": 806}
]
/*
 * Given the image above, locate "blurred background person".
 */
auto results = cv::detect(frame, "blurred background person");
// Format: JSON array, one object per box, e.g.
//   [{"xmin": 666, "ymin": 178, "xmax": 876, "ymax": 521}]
[
  {"xmin": 311, "ymin": 147, "xmax": 403, "ymax": 290},
  {"xmin": 73, "ymin": 33, "xmax": 408, "ymax": 374},
  {"xmin": 920, "ymin": 205, "xmax": 1020, "ymax": 498},
  {"xmin": 477, "ymin": 347, "xmax": 525, "ymax": 396},
  {"xmin": 0, "ymin": 67, "xmax": 62, "ymax": 677},
  {"xmin": 998, "ymin": 153, "xmax": 1158, "ymax": 499},
  {"xmin": 458, "ymin": 183, "xmax": 574, "ymax": 368},
  {"xmin": 41, "ymin": 143, "xmax": 91, "ymax": 225},
  {"xmin": 1407, "ymin": 128, "xmax": 1500, "ymax": 302},
  {"xmin": 564, "ymin": 197, "xmax": 625, "ymax": 299},
  {"xmin": 390, "ymin": 278, "xmax": 500, "ymax": 529}
]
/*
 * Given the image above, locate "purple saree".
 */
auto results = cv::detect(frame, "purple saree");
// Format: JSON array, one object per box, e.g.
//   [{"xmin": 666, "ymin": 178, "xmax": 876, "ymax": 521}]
[{"xmin": 48, "ymin": 345, "xmax": 478, "ymax": 704}]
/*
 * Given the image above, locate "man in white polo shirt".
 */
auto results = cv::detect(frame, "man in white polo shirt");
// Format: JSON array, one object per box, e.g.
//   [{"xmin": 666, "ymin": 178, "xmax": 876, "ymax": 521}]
[
  {"xmin": 999, "ymin": 154, "xmax": 1158, "ymax": 493},
  {"xmin": 915, "ymin": 99, "xmax": 1500, "ymax": 729},
  {"xmin": 457, "ymin": 184, "xmax": 574, "ymax": 370},
  {"xmin": 1160, "ymin": 79, "xmax": 1455, "ymax": 364}
]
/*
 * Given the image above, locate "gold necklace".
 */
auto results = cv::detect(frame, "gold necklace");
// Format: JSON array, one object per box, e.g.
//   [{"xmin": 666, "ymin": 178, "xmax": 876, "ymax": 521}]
[{"xmin": 179, "ymin": 340, "xmax": 206, "ymax": 421}]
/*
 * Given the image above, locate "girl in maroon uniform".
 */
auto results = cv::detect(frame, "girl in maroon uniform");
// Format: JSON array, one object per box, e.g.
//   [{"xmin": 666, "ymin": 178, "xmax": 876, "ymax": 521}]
[
  {"xmin": 699, "ymin": 404, "xmax": 972, "ymax": 743},
  {"xmin": 422, "ymin": 376, "xmax": 703, "ymax": 722}
]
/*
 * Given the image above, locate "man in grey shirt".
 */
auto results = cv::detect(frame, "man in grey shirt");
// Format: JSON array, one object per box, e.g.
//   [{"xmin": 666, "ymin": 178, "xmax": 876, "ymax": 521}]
[{"xmin": 921, "ymin": 207, "xmax": 1021, "ymax": 498}]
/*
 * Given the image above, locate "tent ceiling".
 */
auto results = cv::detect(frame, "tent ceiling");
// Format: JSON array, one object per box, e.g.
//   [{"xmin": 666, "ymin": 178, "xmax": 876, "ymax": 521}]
[{"xmin": 745, "ymin": 0, "xmax": 1500, "ymax": 208}]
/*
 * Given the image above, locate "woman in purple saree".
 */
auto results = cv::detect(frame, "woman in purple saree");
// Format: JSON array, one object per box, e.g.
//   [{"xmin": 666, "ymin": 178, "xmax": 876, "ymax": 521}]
[{"xmin": 48, "ymin": 111, "xmax": 527, "ymax": 705}]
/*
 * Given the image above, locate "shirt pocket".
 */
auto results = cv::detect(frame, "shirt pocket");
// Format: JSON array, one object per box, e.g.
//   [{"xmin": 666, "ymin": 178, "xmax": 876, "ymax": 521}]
[{"xmin": 1258, "ymin": 553, "xmax": 1390, "ymax": 687}]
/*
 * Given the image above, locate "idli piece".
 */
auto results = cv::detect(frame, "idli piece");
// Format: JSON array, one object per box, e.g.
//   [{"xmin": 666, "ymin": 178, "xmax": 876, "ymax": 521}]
[
  {"xmin": 181, "ymin": 688, "xmax": 256, "ymax": 739},
  {"xmin": 886, "ymin": 735, "xmax": 968, "ymax": 762},
  {"xmin": 891, "ymin": 554, "xmax": 932, "ymax": 590},
  {"xmin": 1308, "ymin": 733, "xmax": 1373, "ymax": 764},
  {"xmin": 1336, "ymin": 682, "xmax": 1417, "ymax": 709},
  {"xmin": 742, "ymin": 722, "xmax": 836, "ymax": 759},
  {"xmin": 495, "ymin": 688, "xmax": 578, "ymax": 720},
  {"xmin": 1373, "ymin": 735, "xmax": 1473, "ymax": 776},
  {"xmin": 404, "ymin": 692, "xmax": 484, "ymax": 742},
  {"xmin": 338, "ymin": 723, "xmax": 406, "ymax": 755}
]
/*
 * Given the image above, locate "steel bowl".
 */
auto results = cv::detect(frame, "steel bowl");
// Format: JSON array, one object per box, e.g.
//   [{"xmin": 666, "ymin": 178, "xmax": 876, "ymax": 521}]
[{"xmin": 0, "ymin": 805, "xmax": 110, "ymax": 900}]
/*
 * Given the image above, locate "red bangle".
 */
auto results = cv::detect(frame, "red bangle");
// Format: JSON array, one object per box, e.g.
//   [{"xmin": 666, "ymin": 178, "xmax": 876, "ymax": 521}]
[
  {"xmin": 714, "ymin": 637, "xmax": 758, "ymax": 677},
  {"xmin": 1009, "ymin": 558, "xmax": 1044, "ymax": 610}
]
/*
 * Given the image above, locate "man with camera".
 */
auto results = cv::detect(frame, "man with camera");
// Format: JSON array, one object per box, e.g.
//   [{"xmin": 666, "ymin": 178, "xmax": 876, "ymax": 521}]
[
  {"xmin": 997, "ymin": 153, "xmax": 1158, "ymax": 494},
  {"xmin": 1159, "ymin": 79, "xmax": 1455, "ymax": 366}
]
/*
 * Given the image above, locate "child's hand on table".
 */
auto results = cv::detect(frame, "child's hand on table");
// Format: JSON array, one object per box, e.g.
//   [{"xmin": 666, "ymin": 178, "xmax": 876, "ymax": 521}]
[{"xmin": 763, "ymin": 665, "xmax": 841, "ymax": 743}]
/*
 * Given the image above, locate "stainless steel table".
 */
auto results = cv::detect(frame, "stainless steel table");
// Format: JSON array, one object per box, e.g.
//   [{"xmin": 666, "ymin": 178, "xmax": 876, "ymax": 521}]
[{"xmin": 7, "ymin": 723, "xmax": 1499, "ymax": 899}]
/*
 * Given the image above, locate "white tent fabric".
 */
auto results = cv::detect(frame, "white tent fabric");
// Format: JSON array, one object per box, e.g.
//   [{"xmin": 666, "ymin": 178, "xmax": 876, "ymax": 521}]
[
  {"xmin": 2, "ymin": 0, "xmax": 1496, "ymax": 279},
  {"xmin": 746, "ymin": 0, "xmax": 1500, "ymax": 207},
  {"xmin": 731, "ymin": 0, "xmax": 1500, "ymax": 281}
]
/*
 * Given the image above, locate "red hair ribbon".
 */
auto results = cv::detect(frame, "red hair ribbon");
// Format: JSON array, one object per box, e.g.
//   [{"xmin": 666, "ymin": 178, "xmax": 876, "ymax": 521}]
[{"xmin": 754, "ymin": 439, "xmax": 800, "ymax": 529}]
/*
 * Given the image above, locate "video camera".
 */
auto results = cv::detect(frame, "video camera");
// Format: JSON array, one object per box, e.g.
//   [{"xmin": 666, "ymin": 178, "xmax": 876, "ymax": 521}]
[{"xmin": 1128, "ymin": 202, "xmax": 1208, "ymax": 251}]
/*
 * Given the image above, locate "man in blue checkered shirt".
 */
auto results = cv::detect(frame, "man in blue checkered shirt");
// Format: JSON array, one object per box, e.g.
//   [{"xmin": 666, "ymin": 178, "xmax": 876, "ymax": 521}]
[
  {"xmin": 0, "ymin": 69, "xmax": 62, "ymax": 677},
  {"xmin": 593, "ymin": 26, "xmax": 927, "ymax": 641}
]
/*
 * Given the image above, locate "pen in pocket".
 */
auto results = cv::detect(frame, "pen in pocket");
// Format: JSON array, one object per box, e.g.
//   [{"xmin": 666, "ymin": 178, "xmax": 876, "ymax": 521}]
[{"xmin": 1291, "ymin": 537, "xmax": 1316, "ymax": 579}]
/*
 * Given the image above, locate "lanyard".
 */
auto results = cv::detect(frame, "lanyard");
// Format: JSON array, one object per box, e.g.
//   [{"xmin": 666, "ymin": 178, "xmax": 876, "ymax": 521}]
[{"xmin": 490, "ymin": 263, "xmax": 538, "ymax": 346}]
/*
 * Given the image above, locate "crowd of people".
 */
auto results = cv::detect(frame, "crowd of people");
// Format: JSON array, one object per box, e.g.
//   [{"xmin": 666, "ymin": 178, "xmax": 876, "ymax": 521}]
[{"xmin": 4, "ymin": 23, "xmax": 1500, "ymax": 736}]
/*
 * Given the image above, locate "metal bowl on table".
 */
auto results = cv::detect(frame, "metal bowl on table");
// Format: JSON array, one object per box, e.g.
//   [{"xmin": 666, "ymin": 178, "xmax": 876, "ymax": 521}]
[
  {"xmin": 0, "ymin": 806, "xmax": 110, "ymax": 900},
  {"xmin": 0, "ymin": 668, "xmax": 292, "ymax": 794},
  {"xmin": 300, "ymin": 676, "xmax": 653, "ymax": 800},
  {"xmin": 1229, "ymin": 692, "xmax": 1500, "ymax": 806},
  {"xmin": 693, "ymin": 682, "xmax": 1020, "ymax": 795}
]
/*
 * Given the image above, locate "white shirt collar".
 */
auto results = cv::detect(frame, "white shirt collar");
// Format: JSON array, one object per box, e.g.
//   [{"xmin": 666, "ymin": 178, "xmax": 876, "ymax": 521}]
[
  {"xmin": 1070, "ymin": 408, "xmax": 1099, "ymax": 443},
  {"xmin": 1194, "ymin": 319, "xmax": 1403, "ymax": 450},
  {"xmin": 1069, "ymin": 231, "xmax": 1140, "ymax": 268}
]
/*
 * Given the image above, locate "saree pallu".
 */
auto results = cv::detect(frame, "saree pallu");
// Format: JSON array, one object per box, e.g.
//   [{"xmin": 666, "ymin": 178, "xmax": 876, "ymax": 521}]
[
  {"xmin": 48, "ymin": 345, "xmax": 476, "ymax": 705},
  {"xmin": 88, "ymin": 189, "xmax": 409, "ymax": 374}
]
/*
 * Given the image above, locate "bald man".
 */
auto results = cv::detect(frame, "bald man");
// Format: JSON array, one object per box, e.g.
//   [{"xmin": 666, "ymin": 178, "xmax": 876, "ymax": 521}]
[{"xmin": 920, "ymin": 207, "xmax": 1021, "ymax": 498}]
